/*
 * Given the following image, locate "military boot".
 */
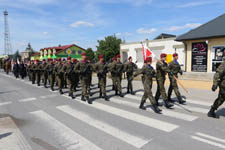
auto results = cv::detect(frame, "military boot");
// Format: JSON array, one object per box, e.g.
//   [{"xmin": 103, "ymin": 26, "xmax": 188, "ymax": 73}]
[
  {"xmin": 152, "ymin": 105, "xmax": 162, "ymax": 114},
  {"xmin": 69, "ymin": 93, "xmax": 75, "ymax": 99},
  {"xmin": 139, "ymin": 100, "xmax": 146, "ymax": 110},
  {"xmin": 59, "ymin": 89, "xmax": 63, "ymax": 95},
  {"xmin": 178, "ymin": 96, "xmax": 186, "ymax": 104},
  {"xmin": 164, "ymin": 101, "xmax": 174, "ymax": 109},
  {"xmin": 99, "ymin": 92, "xmax": 102, "ymax": 98},
  {"xmin": 104, "ymin": 94, "xmax": 109, "ymax": 101},
  {"xmin": 112, "ymin": 85, "xmax": 115, "ymax": 90},
  {"xmin": 115, "ymin": 91, "xmax": 118, "ymax": 95},
  {"xmin": 51, "ymin": 87, "xmax": 54, "ymax": 91},
  {"xmin": 167, "ymin": 97, "xmax": 174, "ymax": 103},
  {"xmin": 86, "ymin": 97, "xmax": 92, "ymax": 104},
  {"xmin": 130, "ymin": 88, "xmax": 135, "ymax": 95},
  {"xmin": 119, "ymin": 92, "xmax": 124, "ymax": 98},
  {"xmin": 208, "ymin": 107, "xmax": 219, "ymax": 119},
  {"xmin": 81, "ymin": 96, "xmax": 86, "ymax": 101}
]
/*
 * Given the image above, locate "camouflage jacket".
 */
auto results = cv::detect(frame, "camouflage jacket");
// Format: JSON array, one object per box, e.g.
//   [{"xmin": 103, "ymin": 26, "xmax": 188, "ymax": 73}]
[
  {"xmin": 134, "ymin": 64, "xmax": 156, "ymax": 83},
  {"xmin": 168, "ymin": 60, "xmax": 182, "ymax": 78},
  {"xmin": 124, "ymin": 62, "xmax": 137, "ymax": 75},
  {"xmin": 213, "ymin": 61, "xmax": 225, "ymax": 87},
  {"xmin": 156, "ymin": 61, "xmax": 170, "ymax": 80}
]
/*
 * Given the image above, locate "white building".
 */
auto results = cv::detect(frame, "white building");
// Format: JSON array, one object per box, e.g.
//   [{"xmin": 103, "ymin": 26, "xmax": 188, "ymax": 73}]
[{"xmin": 120, "ymin": 33, "xmax": 185, "ymax": 70}]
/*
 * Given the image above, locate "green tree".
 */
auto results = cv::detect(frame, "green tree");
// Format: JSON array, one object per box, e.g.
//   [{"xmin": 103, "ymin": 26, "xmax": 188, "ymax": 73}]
[
  {"xmin": 86, "ymin": 48, "xmax": 95, "ymax": 61},
  {"xmin": 13, "ymin": 50, "xmax": 21, "ymax": 61},
  {"xmin": 96, "ymin": 35, "xmax": 121, "ymax": 62}
]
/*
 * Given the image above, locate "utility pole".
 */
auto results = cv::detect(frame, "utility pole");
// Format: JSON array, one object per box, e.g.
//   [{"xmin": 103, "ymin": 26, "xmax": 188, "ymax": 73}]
[{"xmin": 4, "ymin": 10, "xmax": 12, "ymax": 55}]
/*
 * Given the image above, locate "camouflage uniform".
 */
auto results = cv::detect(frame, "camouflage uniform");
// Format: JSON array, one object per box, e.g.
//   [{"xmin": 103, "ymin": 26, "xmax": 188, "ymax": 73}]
[
  {"xmin": 208, "ymin": 61, "xmax": 225, "ymax": 118},
  {"xmin": 41, "ymin": 61, "xmax": 48, "ymax": 88},
  {"xmin": 95, "ymin": 61, "xmax": 109, "ymax": 100},
  {"xmin": 111, "ymin": 60, "xmax": 124, "ymax": 97},
  {"xmin": 168, "ymin": 60, "xmax": 185, "ymax": 104},
  {"xmin": 75, "ymin": 60, "xmax": 92, "ymax": 104},
  {"xmin": 63, "ymin": 61, "xmax": 75, "ymax": 98},
  {"xmin": 124, "ymin": 61, "xmax": 137, "ymax": 94},
  {"xmin": 155, "ymin": 61, "xmax": 174, "ymax": 108},
  {"xmin": 134, "ymin": 62, "xmax": 161, "ymax": 113},
  {"xmin": 55, "ymin": 61, "xmax": 64, "ymax": 94}
]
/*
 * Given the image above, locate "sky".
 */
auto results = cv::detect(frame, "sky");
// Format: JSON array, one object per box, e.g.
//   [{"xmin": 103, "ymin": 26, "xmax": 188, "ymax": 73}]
[{"xmin": 0, "ymin": 0, "xmax": 225, "ymax": 54}]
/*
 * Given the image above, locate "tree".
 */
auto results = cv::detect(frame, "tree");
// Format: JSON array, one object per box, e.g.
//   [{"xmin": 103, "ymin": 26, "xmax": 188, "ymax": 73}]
[
  {"xmin": 96, "ymin": 35, "xmax": 122, "ymax": 62},
  {"xmin": 13, "ymin": 50, "xmax": 21, "ymax": 61},
  {"xmin": 86, "ymin": 48, "xmax": 95, "ymax": 61}
]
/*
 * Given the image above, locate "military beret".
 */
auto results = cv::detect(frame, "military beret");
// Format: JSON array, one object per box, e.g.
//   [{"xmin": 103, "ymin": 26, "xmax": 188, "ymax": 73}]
[
  {"xmin": 146, "ymin": 57, "xmax": 152, "ymax": 62},
  {"xmin": 48, "ymin": 58, "xmax": 52, "ymax": 61},
  {"xmin": 112, "ymin": 57, "xmax": 115, "ymax": 61},
  {"xmin": 160, "ymin": 53, "xmax": 167, "ymax": 58},
  {"xmin": 57, "ymin": 58, "xmax": 61, "ymax": 61},
  {"xmin": 173, "ymin": 53, "xmax": 178, "ymax": 57},
  {"xmin": 99, "ymin": 54, "xmax": 104, "ymax": 59},
  {"xmin": 81, "ymin": 52, "xmax": 86, "ymax": 56},
  {"xmin": 116, "ymin": 54, "xmax": 120, "ymax": 58},
  {"xmin": 67, "ymin": 56, "xmax": 71, "ymax": 60},
  {"xmin": 72, "ymin": 58, "xmax": 78, "ymax": 63},
  {"xmin": 128, "ymin": 56, "xmax": 132, "ymax": 60}
]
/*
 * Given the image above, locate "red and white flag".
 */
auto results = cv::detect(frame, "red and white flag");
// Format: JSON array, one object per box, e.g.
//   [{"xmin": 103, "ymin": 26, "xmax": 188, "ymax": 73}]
[{"xmin": 142, "ymin": 43, "xmax": 156, "ymax": 60}]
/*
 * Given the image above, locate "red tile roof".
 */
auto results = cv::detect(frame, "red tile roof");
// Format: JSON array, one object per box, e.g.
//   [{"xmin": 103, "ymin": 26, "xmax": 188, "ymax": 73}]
[{"xmin": 40, "ymin": 44, "xmax": 86, "ymax": 54}]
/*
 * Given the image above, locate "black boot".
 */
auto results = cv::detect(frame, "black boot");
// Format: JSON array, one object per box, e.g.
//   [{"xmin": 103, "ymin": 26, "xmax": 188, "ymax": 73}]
[
  {"xmin": 115, "ymin": 91, "xmax": 118, "ymax": 96},
  {"xmin": 119, "ymin": 92, "xmax": 124, "ymax": 98},
  {"xmin": 59, "ymin": 89, "xmax": 63, "ymax": 95},
  {"xmin": 112, "ymin": 85, "xmax": 115, "ymax": 90},
  {"xmin": 104, "ymin": 95, "xmax": 109, "ymax": 101},
  {"xmin": 178, "ymin": 96, "xmax": 186, "ymax": 104},
  {"xmin": 168, "ymin": 97, "xmax": 174, "ymax": 103},
  {"xmin": 51, "ymin": 87, "xmax": 54, "ymax": 91},
  {"xmin": 164, "ymin": 101, "xmax": 174, "ymax": 109},
  {"xmin": 139, "ymin": 101, "xmax": 146, "ymax": 110},
  {"xmin": 156, "ymin": 100, "xmax": 162, "ymax": 107},
  {"xmin": 127, "ymin": 90, "xmax": 130, "ymax": 94},
  {"xmin": 99, "ymin": 93, "xmax": 102, "ymax": 98},
  {"xmin": 130, "ymin": 89, "xmax": 135, "ymax": 95},
  {"xmin": 208, "ymin": 107, "xmax": 219, "ymax": 119},
  {"xmin": 81, "ymin": 96, "xmax": 86, "ymax": 101},
  {"xmin": 69, "ymin": 93, "xmax": 75, "ymax": 99},
  {"xmin": 152, "ymin": 105, "xmax": 162, "ymax": 114},
  {"xmin": 86, "ymin": 97, "xmax": 92, "ymax": 104},
  {"xmin": 44, "ymin": 85, "xmax": 48, "ymax": 88}
]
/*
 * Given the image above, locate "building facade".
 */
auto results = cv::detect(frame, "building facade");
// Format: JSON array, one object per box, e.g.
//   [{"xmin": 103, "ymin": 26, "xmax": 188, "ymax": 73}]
[{"xmin": 120, "ymin": 35, "xmax": 185, "ymax": 69}]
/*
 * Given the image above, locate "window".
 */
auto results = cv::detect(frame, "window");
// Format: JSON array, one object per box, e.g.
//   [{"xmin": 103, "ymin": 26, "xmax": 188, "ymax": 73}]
[
  {"xmin": 135, "ymin": 48, "xmax": 144, "ymax": 63},
  {"xmin": 78, "ymin": 50, "xmax": 82, "ymax": 55}
]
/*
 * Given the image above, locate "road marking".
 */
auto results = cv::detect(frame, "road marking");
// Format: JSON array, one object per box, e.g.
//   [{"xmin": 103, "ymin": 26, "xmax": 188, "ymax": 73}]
[
  {"xmin": 40, "ymin": 94, "xmax": 57, "ymax": 99},
  {"xmin": 0, "ymin": 101, "xmax": 12, "ymax": 106},
  {"xmin": 196, "ymin": 132, "xmax": 225, "ymax": 144},
  {"xmin": 30, "ymin": 110, "xmax": 102, "ymax": 150},
  {"xmin": 125, "ymin": 94, "xmax": 209, "ymax": 114},
  {"xmin": 75, "ymin": 97, "xmax": 178, "ymax": 132},
  {"xmin": 110, "ymin": 98, "xmax": 198, "ymax": 121},
  {"xmin": 57, "ymin": 105, "xmax": 150, "ymax": 148},
  {"xmin": 19, "ymin": 98, "xmax": 37, "ymax": 102},
  {"xmin": 0, "ymin": 117, "xmax": 32, "ymax": 150},
  {"xmin": 191, "ymin": 136, "xmax": 225, "ymax": 149}
]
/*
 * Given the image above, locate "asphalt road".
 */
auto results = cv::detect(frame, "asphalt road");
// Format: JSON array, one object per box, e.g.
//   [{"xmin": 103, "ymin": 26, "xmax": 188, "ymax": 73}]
[{"xmin": 0, "ymin": 70, "xmax": 225, "ymax": 150}]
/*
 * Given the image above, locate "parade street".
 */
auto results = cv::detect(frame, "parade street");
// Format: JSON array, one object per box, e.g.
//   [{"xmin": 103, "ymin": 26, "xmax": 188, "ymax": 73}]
[{"xmin": 0, "ymin": 71, "xmax": 225, "ymax": 150}]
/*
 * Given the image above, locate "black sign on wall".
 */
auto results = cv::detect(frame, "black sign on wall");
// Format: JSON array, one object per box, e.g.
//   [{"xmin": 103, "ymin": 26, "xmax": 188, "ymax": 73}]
[{"xmin": 191, "ymin": 42, "xmax": 208, "ymax": 72}]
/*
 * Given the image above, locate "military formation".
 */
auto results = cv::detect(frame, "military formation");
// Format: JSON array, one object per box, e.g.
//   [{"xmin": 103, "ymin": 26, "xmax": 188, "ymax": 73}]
[{"xmin": 1, "ymin": 52, "xmax": 225, "ymax": 118}]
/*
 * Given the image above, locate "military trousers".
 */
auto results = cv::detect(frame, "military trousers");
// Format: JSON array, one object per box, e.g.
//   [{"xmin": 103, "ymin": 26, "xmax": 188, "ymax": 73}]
[
  {"xmin": 36, "ymin": 72, "xmax": 41, "ymax": 85},
  {"xmin": 99, "ymin": 75, "xmax": 107, "ymax": 95},
  {"xmin": 114, "ymin": 74, "xmax": 122, "ymax": 93},
  {"xmin": 212, "ymin": 87, "xmax": 225, "ymax": 110},
  {"xmin": 155, "ymin": 78, "xmax": 168, "ymax": 102},
  {"xmin": 67, "ymin": 75, "xmax": 74, "ymax": 94},
  {"xmin": 81, "ymin": 77, "xmax": 89, "ymax": 97},
  {"xmin": 57, "ymin": 73, "xmax": 64, "ymax": 90},
  {"xmin": 141, "ymin": 80, "xmax": 156, "ymax": 105},
  {"xmin": 49, "ymin": 74, "xmax": 55, "ymax": 89},
  {"xmin": 127, "ymin": 73, "xmax": 133, "ymax": 92},
  {"xmin": 168, "ymin": 76, "xmax": 181, "ymax": 99}
]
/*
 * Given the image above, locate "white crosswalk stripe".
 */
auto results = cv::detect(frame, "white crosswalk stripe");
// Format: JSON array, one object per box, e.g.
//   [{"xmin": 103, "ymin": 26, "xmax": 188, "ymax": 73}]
[
  {"xmin": 196, "ymin": 132, "xmax": 225, "ymax": 144},
  {"xmin": 57, "ymin": 105, "xmax": 151, "ymax": 148},
  {"xmin": 30, "ymin": 110, "xmax": 102, "ymax": 150},
  {"xmin": 0, "ymin": 117, "xmax": 32, "ymax": 150},
  {"xmin": 75, "ymin": 97, "xmax": 179, "ymax": 132},
  {"xmin": 125, "ymin": 94, "xmax": 209, "ymax": 114},
  {"xmin": 19, "ymin": 97, "xmax": 37, "ymax": 102},
  {"xmin": 110, "ymin": 97, "xmax": 198, "ymax": 121},
  {"xmin": 0, "ymin": 101, "xmax": 12, "ymax": 106}
]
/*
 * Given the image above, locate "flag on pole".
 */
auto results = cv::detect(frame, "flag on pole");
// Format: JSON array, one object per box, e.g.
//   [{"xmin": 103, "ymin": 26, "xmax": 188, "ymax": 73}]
[{"xmin": 141, "ymin": 43, "xmax": 156, "ymax": 60}]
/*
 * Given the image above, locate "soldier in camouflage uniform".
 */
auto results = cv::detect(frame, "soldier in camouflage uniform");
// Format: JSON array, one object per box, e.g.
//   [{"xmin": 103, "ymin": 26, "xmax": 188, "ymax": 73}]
[
  {"xmin": 155, "ymin": 53, "xmax": 174, "ymax": 108},
  {"xmin": 208, "ymin": 61, "xmax": 225, "ymax": 118},
  {"xmin": 111, "ymin": 54, "xmax": 124, "ymax": 97},
  {"xmin": 35, "ymin": 60, "xmax": 42, "ymax": 86},
  {"xmin": 55, "ymin": 58, "xmax": 64, "ymax": 94},
  {"xmin": 109, "ymin": 57, "xmax": 116, "ymax": 91},
  {"xmin": 45, "ymin": 59, "xmax": 54, "ymax": 91},
  {"xmin": 95, "ymin": 54, "xmax": 109, "ymax": 101},
  {"xmin": 63, "ymin": 57, "xmax": 75, "ymax": 99},
  {"xmin": 62, "ymin": 59, "xmax": 67, "ymax": 88},
  {"xmin": 124, "ymin": 56, "xmax": 137, "ymax": 95},
  {"xmin": 86, "ymin": 57, "xmax": 93, "ymax": 96},
  {"xmin": 134, "ymin": 57, "xmax": 162, "ymax": 113},
  {"xmin": 74, "ymin": 53, "xmax": 92, "ymax": 104},
  {"xmin": 31, "ymin": 60, "xmax": 38, "ymax": 84},
  {"xmin": 168, "ymin": 53, "xmax": 186, "ymax": 104},
  {"xmin": 41, "ymin": 59, "xmax": 48, "ymax": 88},
  {"xmin": 72, "ymin": 58, "xmax": 79, "ymax": 92}
]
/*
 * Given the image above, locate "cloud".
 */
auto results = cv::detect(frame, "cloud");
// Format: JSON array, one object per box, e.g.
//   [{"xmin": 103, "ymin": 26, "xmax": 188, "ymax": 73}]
[
  {"xmin": 70, "ymin": 21, "xmax": 95, "ymax": 28},
  {"xmin": 177, "ymin": 1, "xmax": 220, "ymax": 8},
  {"xmin": 89, "ymin": 0, "xmax": 153, "ymax": 6},
  {"xmin": 136, "ymin": 28, "xmax": 157, "ymax": 34},
  {"xmin": 115, "ymin": 33, "xmax": 122, "ymax": 36},
  {"xmin": 167, "ymin": 23, "xmax": 202, "ymax": 31},
  {"xmin": 43, "ymin": 32, "xmax": 48, "ymax": 35}
]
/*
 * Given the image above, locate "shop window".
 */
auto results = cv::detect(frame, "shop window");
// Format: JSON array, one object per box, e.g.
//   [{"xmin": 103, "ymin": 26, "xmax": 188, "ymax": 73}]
[{"xmin": 212, "ymin": 46, "xmax": 225, "ymax": 72}]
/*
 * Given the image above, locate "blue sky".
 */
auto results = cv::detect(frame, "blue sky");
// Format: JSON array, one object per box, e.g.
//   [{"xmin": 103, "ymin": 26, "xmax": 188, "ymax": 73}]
[{"xmin": 0, "ymin": 0, "xmax": 225, "ymax": 53}]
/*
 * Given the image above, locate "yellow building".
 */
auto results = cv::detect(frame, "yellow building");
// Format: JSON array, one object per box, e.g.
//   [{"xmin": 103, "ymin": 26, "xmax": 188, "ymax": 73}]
[{"xmin": 176, "ymin": 13, "xmax": 225, "ymax": 73}]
